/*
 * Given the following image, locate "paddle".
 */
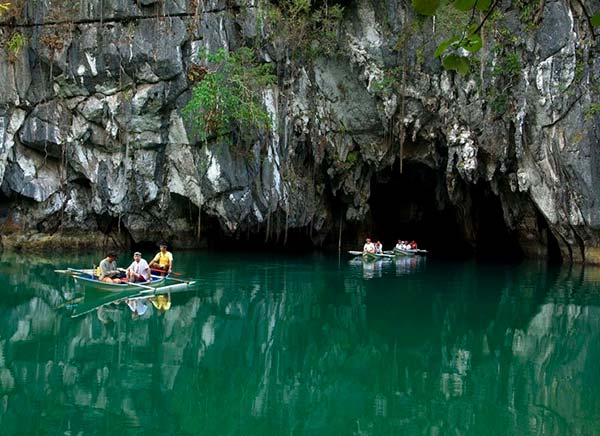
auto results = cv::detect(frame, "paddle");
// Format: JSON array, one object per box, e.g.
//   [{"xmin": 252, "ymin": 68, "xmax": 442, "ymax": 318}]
[
  {"xmin": 150, "ymin": 268, "xmax": 182, "ymax": 276},
  {"xmin": 163, "ymin": 276, "xmax": 196, "ymax": 284}
]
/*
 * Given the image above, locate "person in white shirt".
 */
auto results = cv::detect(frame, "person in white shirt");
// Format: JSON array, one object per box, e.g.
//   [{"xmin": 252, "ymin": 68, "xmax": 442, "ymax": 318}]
[
  {"xmin": 126, "ymin": 252, "xmax": 151, "ymax": 283},
  {"xmin": 363, "ymin": 238, "xmax": 375, "ymax": 254},
  {"xmin": 375, "ymin": 241, "xmax": 383, "ymax": 254}
]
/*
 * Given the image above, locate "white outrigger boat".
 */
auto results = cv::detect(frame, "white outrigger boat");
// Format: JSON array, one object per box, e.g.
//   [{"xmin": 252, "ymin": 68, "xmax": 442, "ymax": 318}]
[
  {"xmin": 384, "ymin": 248, "xmax": 429, "ymax": 257},
  {"xmin": 348, "ymin": 251, "xmax": 394, "ymax": 262},
  {"xmin": 56, "ymin": 268, "xmax": 196, "ymax": 293},
  {"xmin": 55, "ymin": 268, "xmax": 198, "ymax": 318}
]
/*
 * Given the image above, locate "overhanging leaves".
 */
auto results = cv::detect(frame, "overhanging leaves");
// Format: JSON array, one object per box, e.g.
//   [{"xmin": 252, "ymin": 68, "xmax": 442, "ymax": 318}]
[
  {"xmin": 475, "ymin": 0, "xmax": 492, "ymax": 11},
  {"xmin": 453, "ymin": 0, "xmax": 476, "ymax": 12},
  {"xmin": 411, "ymin": 0, "xmax": 440, "ymax": 16},
  {"xmin": 442, "ymin": 54, "xmax": 470, "ymax": 75}
]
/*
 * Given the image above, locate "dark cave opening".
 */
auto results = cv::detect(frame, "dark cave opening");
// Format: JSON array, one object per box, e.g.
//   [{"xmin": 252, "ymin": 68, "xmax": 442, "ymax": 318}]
[
  {"xmin": 364, "ymin": 163, "xmax": 524, "ymax": 261},
  {"xmin": 470, "ymin": 183, "xmax": 524, "ymax": 262}
]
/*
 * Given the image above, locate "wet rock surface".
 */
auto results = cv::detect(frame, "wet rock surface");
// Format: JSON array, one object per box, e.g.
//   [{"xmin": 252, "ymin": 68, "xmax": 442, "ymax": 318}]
[{"xmin": 0, "ymin": 0, "xmax": 598, "ymax": 261}]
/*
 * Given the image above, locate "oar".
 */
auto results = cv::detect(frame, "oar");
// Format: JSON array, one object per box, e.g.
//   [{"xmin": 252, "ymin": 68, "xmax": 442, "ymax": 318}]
[
  {"xmin": 151, "ymin": 268, "xmax": 182, "ymax": 276},
  {"xmin": 165, "ymin": 276, "xmax": 196, "ymax": 284}
]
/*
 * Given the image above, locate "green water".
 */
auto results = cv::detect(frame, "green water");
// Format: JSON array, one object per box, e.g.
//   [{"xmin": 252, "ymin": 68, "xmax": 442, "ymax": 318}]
[{"xmin": 1, "ymin": 251, "xmax": 600, "ymax": 435}]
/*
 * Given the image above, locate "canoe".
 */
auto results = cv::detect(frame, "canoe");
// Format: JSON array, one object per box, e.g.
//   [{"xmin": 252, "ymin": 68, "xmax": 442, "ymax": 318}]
[{"xmin": 70, "ymin": 268, "xmax": 166, "ymax": 292}]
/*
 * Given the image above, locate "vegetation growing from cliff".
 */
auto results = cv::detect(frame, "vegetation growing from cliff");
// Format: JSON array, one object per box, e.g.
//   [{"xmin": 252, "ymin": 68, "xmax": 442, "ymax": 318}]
[
  {"xmin": 5, "ymin": 31, "xmax": 26, "ymax": 62},
  {"xmin": 184, "ymin": 48, "xmax": 276, "ymax": 143},
  {"xmin": 262, "ymin": 0, "xmax": 344, "ymax": 58},
  {"xmin": 412, "ymin": 0, "xmax": 600, "ymax": 75}
]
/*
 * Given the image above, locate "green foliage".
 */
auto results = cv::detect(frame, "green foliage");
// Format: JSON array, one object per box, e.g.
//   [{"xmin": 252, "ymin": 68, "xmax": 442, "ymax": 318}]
[
  {"xmin": 0, "ymin": 2, "xmax": 9, "ymax": 16},
  {"xmin": 263, "ymin": 0, "xmax": 344, "ymax": 59},
  {"xmin": 442, "ymin": 53, "xmax": 470, "ymax": 74},
  {"xmin": 513, "ymin": 0, "xmax": 541, "ymax": 28},
  {"xmin": 591, "ymin": 13, "xmax": 600, "ymax": 27},
  {"xmin": 411, "ymin": 0, "xmax": 440, "ymax": 16},
  {"xmin": 486, "ymin": 88, "xmax": 508, "ymax": 115},
  {"xmin": 345, "ymin": 150, "xmax": 359, "ymax": 165},
  {"xmin": 411, "ymin": 0, "xmax": 544, "ymax": 75},
  {"xmin": 371, "ymin": 67, "xmax": 402, "ymax": 94},
  {"xmin": 183, "ymin": 48, "xmax": 276, "ymax": 143},
  {"xmin": 6, "ymin": 32, "xmax": 27, "ymax": 62},
  {"xmin": 584, "ymin": 103, "xmax": 600, "ymax": 120},
  {"xmin": 492, "ymin": 52, "xmax": 521, "ymax": 77}
]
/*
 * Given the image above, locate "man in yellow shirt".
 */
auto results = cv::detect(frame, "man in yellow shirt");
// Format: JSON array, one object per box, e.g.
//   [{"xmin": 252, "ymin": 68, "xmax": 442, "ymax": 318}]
[{"xmin": 149, "ymin": 242, "xmax": 173, "ymax": 275}]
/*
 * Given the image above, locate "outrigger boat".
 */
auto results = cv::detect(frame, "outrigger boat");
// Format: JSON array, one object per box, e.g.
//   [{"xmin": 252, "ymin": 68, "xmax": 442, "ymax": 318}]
[
  {"xmin": 384, "ymin": 248, "xmax": 429, "ymax": 257},
  {"xmin": 56, "ymin": 268, "xmax": 196, "ymax": 293},
  {"xmin": 348, "ymin": 251, "xmax": 394, "ymax": 262},
  {"xmin": 55, "ymin": 267, "xmax": 198, "ymax": 317}
]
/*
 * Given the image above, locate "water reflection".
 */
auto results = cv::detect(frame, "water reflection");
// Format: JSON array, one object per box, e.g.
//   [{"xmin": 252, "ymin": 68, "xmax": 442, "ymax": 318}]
[
  {"xmin": 348, "ymin": 255, "xmax": 426, "ymax": 279},
  {"xmin": 0, "ymin": 252, "xmax": 599, "ymax": 435}
]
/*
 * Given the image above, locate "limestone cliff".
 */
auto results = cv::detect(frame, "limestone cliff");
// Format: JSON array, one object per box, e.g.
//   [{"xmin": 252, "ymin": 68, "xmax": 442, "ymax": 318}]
[{"xmin": 0, "ymin": 0, "xmax": 598, "ymax": 262}]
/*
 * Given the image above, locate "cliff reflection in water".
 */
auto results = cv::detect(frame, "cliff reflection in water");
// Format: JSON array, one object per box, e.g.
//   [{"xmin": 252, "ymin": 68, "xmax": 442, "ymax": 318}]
[{"xmin": 0, "ymin": 252, "xmax": 599, "ymax": 435}]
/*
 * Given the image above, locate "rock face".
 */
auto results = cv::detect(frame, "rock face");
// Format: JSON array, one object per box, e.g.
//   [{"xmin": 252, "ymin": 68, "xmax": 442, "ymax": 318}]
[{"xmin": 0, "ymin": 0, "xmax": 598, "ymax": 261}]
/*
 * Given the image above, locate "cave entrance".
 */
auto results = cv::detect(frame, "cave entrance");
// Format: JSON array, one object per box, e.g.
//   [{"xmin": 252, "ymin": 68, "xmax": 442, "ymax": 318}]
[
  {"xmin": 366, "ymin": 163, "xmax": 471, "ymax": 258},
  {"xmin": 366, "ymin": 163, "xmax": 524, "ymax": 261}
]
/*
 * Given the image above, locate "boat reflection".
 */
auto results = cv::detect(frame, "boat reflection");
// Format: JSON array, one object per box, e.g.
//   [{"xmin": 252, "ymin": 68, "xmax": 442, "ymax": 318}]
[
  {"xmin": 394, "ymin": 254, "xmax": 426, "ymax": 275},
  {"xmin": 348, "ymin": 254, "xmax": 426, "ymax": 278}
]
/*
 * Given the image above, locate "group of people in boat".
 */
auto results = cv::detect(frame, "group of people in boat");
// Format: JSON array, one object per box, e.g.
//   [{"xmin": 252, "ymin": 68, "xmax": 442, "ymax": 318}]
[
  {"xmin": 98, "ymin": 242, "xmax": 174, "ymax": 284},
  {"xmin": 395, "ymin": 240, "xmax": 418, "ymax": 250},
  {"xmin": 363, "ymin": 237, "xmax": 418, "ymax": 254},
  {"xmin": 362, "ymin": 238, "xmax": 384, "ymax": 254}
]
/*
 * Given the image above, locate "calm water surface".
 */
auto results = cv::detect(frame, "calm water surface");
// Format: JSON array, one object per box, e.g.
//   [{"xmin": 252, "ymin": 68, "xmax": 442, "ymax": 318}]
[{"xmin": 1, "ymin": 251, "xmax": 600, "ymax": 435}]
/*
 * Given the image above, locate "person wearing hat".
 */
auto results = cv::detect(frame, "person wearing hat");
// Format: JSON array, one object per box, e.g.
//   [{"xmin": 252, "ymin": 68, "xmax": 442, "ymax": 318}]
[
  {"xmin": 126, "ymin": 252, "xmax": 151, "ymax": 283},
  {"xmin": 149, "ymin": 242, "xmax": 173, "ymax": 275},
  {"xmin": 363, "ymin": 238, "xmax": 375, "ymax": 254},
  {"xmin": 99, "ymin": 252, "xmax": 122, "ymax": 284}
]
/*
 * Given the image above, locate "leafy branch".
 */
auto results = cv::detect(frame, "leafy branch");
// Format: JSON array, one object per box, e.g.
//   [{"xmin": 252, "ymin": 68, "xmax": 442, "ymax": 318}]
[
  {"xmin": 413, "ymin": 0, "xmax": 600, "ymax": 75},
  {"xmin": 183, "ymin": 48, "xmax": 277, "ymax": 144}
]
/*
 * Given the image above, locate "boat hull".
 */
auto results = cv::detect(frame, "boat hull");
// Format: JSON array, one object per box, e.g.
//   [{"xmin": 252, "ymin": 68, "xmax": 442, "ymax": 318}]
[
  {"xmin": 73, "ymin": 273, "xmax": 166, "ymax": 291},
  {"xmin": 393, "ymin": 248, "xmax": 417, "ymax": 256}
]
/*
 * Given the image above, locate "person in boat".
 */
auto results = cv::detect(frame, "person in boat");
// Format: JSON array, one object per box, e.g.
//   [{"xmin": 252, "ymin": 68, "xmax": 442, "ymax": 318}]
[
  {"xmin": 126, "ymin": 251, "xmax": 151, "ymax": 283},
  {"xmin": 151, "ymin": 293, "xmax": 171, "ymax": 315},
  {"xmin": 375, "ymin": 241, "xmax": 383, "ymax": 254},
  {"xmin": 395, "ymin": 240, "xmax": 403, "ymax": 250},
  {"xmin": 149, "ymin": 242, "xmax": 173, "ymax": 275},
  {"xmin": 410, "ymin": 241, "xmax": 417, "ymax": 249},
  {"xmin": 363, "ymin": 238, "xmax": 375, "ymax": 254},
  {"xmin": 99, "ymin": 252, "xmax": 122, "ymax": 284}
]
